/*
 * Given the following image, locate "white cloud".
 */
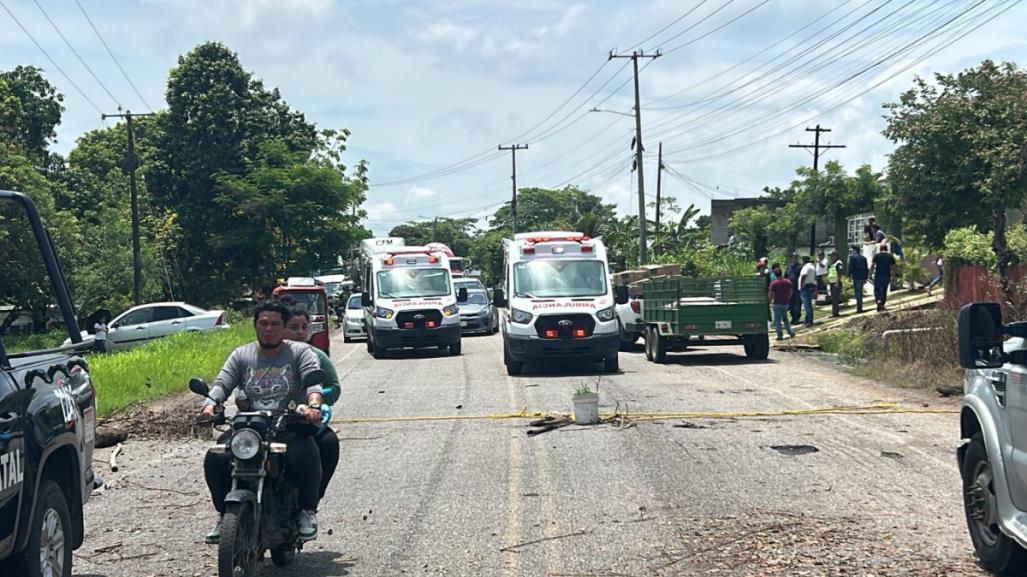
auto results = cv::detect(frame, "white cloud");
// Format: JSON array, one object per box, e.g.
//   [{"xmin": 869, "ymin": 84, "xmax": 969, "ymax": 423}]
[
  {"xmin": 407, "ymin": 187, "xmax": 437, "ymax": 200},
  {"xmin": 365, "ymin": 202, "xmax": 400, "ymax": 222},
  {"xmin": 417, "ymin": 21, "xmax": 479, "ymax": 51}
]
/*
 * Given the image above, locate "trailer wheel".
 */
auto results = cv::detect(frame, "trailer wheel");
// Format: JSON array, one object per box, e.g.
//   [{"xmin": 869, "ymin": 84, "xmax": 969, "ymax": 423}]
[
  {"xmin": 744, "ymin": 335, "xmax": 770, "ymax": 360},
  {"xmin": 644, "ymin": 327, "xmax": 655, "ymax": 362},
  {"xmin": 652, "ymin": 328, "xmax": 668, "ymax": 364}
]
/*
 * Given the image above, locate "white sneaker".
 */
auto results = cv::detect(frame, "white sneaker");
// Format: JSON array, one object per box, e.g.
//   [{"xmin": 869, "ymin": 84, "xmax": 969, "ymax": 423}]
[{"xmin": 298, "ymin": 510, "xmax": 318, "ymax": 541}]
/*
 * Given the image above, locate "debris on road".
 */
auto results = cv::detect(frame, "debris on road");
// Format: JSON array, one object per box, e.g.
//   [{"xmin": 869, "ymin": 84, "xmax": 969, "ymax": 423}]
[
  {"xmin": 499, "ymin": 529, "xmax": 593, "ymax": 552},
  {"xmin": 109, "ymin": 443, "xmax": 123, "ymax": 472},
  {"xmin": 770, "ymin": 444, "xmax": 819, "ymax": 456}
]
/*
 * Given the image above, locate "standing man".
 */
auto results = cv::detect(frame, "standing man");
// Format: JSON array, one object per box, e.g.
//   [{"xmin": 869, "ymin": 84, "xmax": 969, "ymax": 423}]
[
  {"xmin": 815, "ymin": 250, "xmax": 828, "ymax": 294},
  {"xmin": 847, "ymin": 245, "xmax": 869, "ymax": 313},
  {"xmin": 927, "ymin": 255, "xmax": 944, "ymax": 296},
  {"xmin": 93, "ymin": 314, "xmax": 109, "ymax": 354},
  {"xmin": 785, "ymin": 253, "xmax": 803, "ymax": 324},
  {"xmin": 863, "ymin": 217, "xmax": 878, "ymax": 243},
  {"xmin": 827, "ymin": 250, "xmax": 844, "ymax": 317},
  {"xmin": 768, "ymin": 263, "xmax": 795, "ymax": 341},
  {"xmin": 799, "ymin": 255, "xmax": 818, "ymax": 326},
  {"xmin": 870, "ymin": 245, "xmax": 896, "ymax": 312}
]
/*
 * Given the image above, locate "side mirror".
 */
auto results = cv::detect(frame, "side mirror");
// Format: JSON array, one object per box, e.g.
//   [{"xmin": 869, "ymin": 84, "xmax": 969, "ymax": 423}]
[
  {"xmin": 189, "ymin": 378, "xmax": 210, "ymax": 397},
  {"xmin": 362, "ymin": 291, "xmax": 372, "ymax": 307},
  {"xmin": 958, "ymin": 303, "xmax": 1005, "ymax": 369},
  {"xmin": 302, "ymin": 368, "xmax": 326, "ymax": 388},
  {"xmin": 493, "ymin": 288, "xmax": 508, "ymax": 308},
  {"xmin": 614, "ymin": 285, "xmax": 630, "ymax": 305},
  {"xmin": 457, "ymin": 287, "xmax": 469, "ymax": 303}
]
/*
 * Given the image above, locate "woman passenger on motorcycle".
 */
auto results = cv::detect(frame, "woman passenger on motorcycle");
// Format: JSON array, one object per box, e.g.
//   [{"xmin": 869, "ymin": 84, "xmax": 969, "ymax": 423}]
[
  {"xmin": 284, "ymin": 305, "xmax": 341, "ymax": 499},
  {"xmin": 202, "ymin": 301, "xmax": 324, "ymax": 544}
]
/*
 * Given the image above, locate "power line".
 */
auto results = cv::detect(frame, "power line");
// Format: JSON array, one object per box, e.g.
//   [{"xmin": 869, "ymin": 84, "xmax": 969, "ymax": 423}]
[
  {"xmin": 74, "ymin": 0, "xmax": 153, "ymax": 112},
  {"xmin": 31, "ymin": 0, "xmax": 121, "ymax": 108},
  {"xmin": 661, "ymin": 0, "xmax": 773, "ymax": 55},
  {"xmin": 627, "ymin": 0, "xmax": 712, "ymax": 51},
  {"xmin": 651, "ymin": 0, "xmax": 736, "ymax": 51},
  {"xmin": 0, "ymin": 0, "xmax": 103, "ymax": 114}
]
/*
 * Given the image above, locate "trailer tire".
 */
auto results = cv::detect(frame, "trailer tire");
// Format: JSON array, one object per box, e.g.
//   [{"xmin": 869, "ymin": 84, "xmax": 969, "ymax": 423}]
[
  {"xmin": 744, "ymin": 335, "xmax": 770, "ymax": 360},
  {"xmin": 652, "ymin": 327, "xmax": 668, "ymax": 364}
]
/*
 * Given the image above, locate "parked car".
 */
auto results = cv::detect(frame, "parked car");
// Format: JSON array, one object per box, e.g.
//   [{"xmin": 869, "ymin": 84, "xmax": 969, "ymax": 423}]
[
  {"xmin": 66, "ymin": 302, "xmax": 229, "ymax": 351},
  {"xmin": 458, "ymin": 290, "xmax": 498, "ymax": 335},
  {"xmin": 342, "ymin": 293, "xmax": 366, "ymax": 342},
  {"xmin": 455, "ymin": 278, "xmax": 486, "ymax": 294}
]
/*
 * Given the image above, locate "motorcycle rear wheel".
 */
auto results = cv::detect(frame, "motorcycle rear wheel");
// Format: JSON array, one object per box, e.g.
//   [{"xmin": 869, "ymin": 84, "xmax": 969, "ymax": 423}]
[{"xmin": 218, "ymin": 502, "xmax": 257, "ymax": 577}]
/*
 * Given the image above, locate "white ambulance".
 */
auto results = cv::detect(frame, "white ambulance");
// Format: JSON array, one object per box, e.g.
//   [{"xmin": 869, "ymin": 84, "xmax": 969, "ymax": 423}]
[
  {"xmin": 495, "ymin": 232, "xmax": 627, "ymax": 375},
  {"xmin": 359, "ymin": 239, "xmax": 466, "ymax": 358}
]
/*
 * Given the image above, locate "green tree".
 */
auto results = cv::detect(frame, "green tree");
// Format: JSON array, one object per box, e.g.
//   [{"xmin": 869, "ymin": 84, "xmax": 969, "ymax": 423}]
[
  {"xmin": 729, "ymin": 206, "xmax": 774, "ymax": 258},
  {"xmin": 389, "ymin": 217, "xmax": 477, "ymax": 257},
  {"xmin": 885, "ymin": 60, "xmax": 1027, "ymax": 294},
  {"xmin": 489, "ymin": 186, "xmax": 617, "ymax": 235},
  {"xmin": 0, "ymin": 65, "xmax": 64, "ymax": 164}
]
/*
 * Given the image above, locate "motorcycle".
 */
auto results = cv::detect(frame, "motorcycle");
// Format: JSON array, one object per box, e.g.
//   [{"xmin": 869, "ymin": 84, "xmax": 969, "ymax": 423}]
[{"xmin": 190, "ymin": 369, "xmax": 324, "ymax": 577}]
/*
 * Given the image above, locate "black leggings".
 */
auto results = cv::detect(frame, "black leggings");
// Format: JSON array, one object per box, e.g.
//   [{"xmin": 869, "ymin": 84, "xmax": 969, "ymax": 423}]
[
  {"xmin": 316, "ymin": 427, "xmax": 340, "ymax": 499},
  {"xmin": 204, "ymin": 431, "xmax": 322, "ymax": 512}
]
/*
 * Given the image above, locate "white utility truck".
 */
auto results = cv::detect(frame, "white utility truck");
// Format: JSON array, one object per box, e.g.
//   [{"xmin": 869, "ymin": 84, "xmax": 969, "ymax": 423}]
[
  {"xmin": 359, "ymin": 238, "xmax": 467, "ymax": 358},
  {"xmin": 494, "ymin": 231, "xmax": 627, "ymax": 375}
]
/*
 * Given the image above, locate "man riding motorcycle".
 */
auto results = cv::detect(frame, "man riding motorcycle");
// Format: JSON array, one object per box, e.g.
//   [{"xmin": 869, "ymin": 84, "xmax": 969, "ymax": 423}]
[
  {"xmin": 202, "ymin": 301, "xmax": 325, "ymax": 543},
  {"xmin": 283, "ymin": 304, "xmax": 341, "ymax": 498}
]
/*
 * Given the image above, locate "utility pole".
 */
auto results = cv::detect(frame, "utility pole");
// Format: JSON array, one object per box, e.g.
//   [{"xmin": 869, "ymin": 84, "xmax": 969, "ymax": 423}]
[
  {"xmin": 789, "ymin": 124, "xmax": 845, "ymax": 256},
  {"xmin": 610, "ymin": 49, "xmax": 660, "ymax": 265},
  {"xmin": 432, "ymin": 216, "xmax": 438, "ymax": 239},
  {"xmin": 498, "ymin": 143, "xmax": 528, "ymax": 236},
  {"xmin": 102, "ymin": 109, "xmax": 156, "ymax": 306},
  {"xmin": 654, "ymin": 142, "xmax": 664, "ymax": 258}
]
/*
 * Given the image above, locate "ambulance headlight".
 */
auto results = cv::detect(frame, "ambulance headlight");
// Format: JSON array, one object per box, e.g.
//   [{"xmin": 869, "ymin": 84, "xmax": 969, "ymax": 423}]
[
  {"xmin": 597, "ymin": 305, "xmax": 615, "ymax": 322},
  {"xmin": 375, "ymin": 307, "xmax": 394, "ymax": 320},
  {"xmin": 442, "ymin": 304, "xmax": 459, "ymax": 317},
  {"xmin": 230, "ymin": 429, "xmax": 262, "ymax": 460},
  {"xmin": 511, "ymin": 308, "xmax": 533, "ymax": 324}
]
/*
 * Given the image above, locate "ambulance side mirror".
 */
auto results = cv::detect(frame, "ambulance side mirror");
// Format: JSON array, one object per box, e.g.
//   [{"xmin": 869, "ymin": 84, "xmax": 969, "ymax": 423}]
[
  {"xmin": 614, "ymin": 285, "xmax": 630, "ymax": 305},
  {"xmin": 493, "ymin": 288, "xmax": 507, "ymax": 308}
]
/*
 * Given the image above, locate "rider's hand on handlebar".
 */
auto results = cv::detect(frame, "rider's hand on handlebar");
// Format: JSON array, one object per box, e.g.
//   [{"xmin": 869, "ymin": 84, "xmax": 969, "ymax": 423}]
[
  {"xmin": 304, "ymin": 407, "xmax": 321, "ymax": 426},
  {"xmin": 202, "ymin": 404, "xmax": 215, "ymax": 417}
]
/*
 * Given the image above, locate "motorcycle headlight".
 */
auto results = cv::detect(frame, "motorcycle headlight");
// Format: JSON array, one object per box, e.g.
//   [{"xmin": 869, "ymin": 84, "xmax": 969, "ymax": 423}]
[
  {"xmin": 511, "ymin": 308, "xmax": 533, "ymax": 324},
  {"xmin": 443, "ymin": 304, "xmax": 459, "ymax": 316},
  {"xmin": 230, "ymin": 429, "xmax": 262, "ymax": 460},
  {"xmin": 597, "ymin": 305, "xmax": 616, "ymax": 322},
  {"xmin": 375, "ymin": 307, "xmax": 394, "ymax": 320}
]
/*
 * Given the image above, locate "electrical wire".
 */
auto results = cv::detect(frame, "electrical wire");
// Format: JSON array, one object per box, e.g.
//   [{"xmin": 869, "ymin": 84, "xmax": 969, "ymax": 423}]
[
  {"xmin": 74, "ymin": 0, "xmax": 153, "ymax": 112},
  {"xmin": 31, "ymin": 0, "xmax": 121, "ymax": 108},
  {"xmin": 661, "ymin": 0, "xmax": 773, "ymax": 55},
  {"xmin": 0, "ymin": 0, "xmax": 103, "ymax": 114}
]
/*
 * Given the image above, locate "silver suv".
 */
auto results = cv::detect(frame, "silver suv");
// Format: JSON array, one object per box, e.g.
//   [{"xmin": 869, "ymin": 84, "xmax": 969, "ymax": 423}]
[{"xmin": 957, "ymin": 302, "xmax": 1027, "ymax": 574}]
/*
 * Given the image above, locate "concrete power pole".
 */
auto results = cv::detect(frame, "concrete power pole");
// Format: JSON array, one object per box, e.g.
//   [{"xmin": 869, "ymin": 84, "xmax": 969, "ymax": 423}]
[
  {"xmin": 498, "ymin": 144, "xmax": 528, "ymax": 236},
  {"xmin": 610, "ymin": 49, "xmax": 660, "ymax": 265},
  {"xmin": 102, "ymin": 109, "xmax": 156, "ymax": 305},
  {"xmin": 789, "ymin": 124, "xmax": 845, "ymax": 256},
  {"xmin": 654, "ymin": 142, "xmax": 664, "ymax": 258}
]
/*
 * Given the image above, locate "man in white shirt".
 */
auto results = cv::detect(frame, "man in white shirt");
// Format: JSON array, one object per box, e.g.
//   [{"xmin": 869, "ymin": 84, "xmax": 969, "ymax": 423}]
[
  {"xmin": 93, "ymin": 316, "xmax": 109, "ymax": 353},
  {"xmin": 799, "ymin": 255, "xmax": 818, "ymax": 327}
]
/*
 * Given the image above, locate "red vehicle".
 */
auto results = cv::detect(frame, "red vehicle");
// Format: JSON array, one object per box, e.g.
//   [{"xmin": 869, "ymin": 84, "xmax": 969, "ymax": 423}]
[{"xmin": 272, "ymin": 281, "xmax": 331, "ymax": 355}]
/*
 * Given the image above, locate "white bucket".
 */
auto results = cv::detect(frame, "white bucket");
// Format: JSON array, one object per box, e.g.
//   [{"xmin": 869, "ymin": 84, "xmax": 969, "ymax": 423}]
[{"xmin": 572, "ymin": 392, "xmax": 600, "ymax": 425}]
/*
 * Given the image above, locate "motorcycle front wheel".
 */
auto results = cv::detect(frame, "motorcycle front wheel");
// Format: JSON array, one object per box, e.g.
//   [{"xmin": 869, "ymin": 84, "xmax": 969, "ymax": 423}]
[
  {"xmin": 219, "ymin": 502, "xmax": 257, "ymax": 577},
  {"xmin": 271, "ymin": 545, "xmax": 296, "ymax": 567}
]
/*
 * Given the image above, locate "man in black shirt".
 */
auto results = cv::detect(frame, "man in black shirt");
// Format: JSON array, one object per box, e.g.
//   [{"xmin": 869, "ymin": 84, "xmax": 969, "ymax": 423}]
[
  {"xmin": 784, "ymin": 253, "xmax": 802, "ymax": 324},
  {"xmin": 870, "ymin": 245, "xmax": 896, "ymax": 312}
]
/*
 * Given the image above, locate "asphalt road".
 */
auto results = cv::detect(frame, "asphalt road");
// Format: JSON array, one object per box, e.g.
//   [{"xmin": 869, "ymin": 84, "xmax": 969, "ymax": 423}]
[{"xmin": 76, "ymin": 330, "xmax": 986, "ymax": 576}]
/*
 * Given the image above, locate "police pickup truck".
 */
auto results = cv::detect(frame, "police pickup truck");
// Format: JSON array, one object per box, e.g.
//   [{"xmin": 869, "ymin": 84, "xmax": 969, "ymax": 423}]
[{"xmin": 1, "ymin": 190, "xmax": 97, "ymax": 577}]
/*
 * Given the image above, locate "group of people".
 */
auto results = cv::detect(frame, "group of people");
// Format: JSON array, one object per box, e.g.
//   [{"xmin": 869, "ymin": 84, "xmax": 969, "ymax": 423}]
[
  {"xmin": 756, "ymin": 217, "xmax": 912, "ymax": 341},
  {"xmin": 200, "ymin": 299, "xmax": 342, "ymax": 544}
]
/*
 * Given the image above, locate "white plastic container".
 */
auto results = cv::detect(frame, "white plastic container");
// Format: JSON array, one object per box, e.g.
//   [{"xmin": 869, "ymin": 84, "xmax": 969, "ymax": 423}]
[{"xmin": 572, "ymin": 392, "xmax": 600, "ymax": 425}]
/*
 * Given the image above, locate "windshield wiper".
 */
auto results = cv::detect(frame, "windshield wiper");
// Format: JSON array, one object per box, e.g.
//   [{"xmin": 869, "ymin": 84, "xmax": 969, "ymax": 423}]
[{"xmin": 378, "ymin": 291, "xmax": 398, "ymax": 299}]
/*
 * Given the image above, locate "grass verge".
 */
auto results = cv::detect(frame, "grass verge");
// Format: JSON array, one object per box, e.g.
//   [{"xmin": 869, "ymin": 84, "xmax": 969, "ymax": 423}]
[{"xmin": 90, "ymin": 321, "xmax": 252, "ymax": 418}]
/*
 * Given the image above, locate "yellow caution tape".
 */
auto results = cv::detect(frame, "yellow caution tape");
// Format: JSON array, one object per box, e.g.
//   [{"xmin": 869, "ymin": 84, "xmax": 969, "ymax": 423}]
[{"xmin": 334, "ymin": 402, "xmax": 957, "ymax": 425}]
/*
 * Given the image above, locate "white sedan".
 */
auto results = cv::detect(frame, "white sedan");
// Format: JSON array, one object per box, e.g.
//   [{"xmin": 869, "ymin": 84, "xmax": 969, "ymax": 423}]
[
  {"xmin": 342, "ymin": 293, "xmax": 366, "ymax": 342},
  {"xmin": 68, "ymin": 302, "xmax": 230, "ymax": 351}
]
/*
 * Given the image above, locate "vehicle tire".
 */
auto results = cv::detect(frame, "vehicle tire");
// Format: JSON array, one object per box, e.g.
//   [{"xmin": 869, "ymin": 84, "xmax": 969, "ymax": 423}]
[
  {"xmin": 344, "ymin": 335, "xmax": 352, "ymax": 343},
  {"xmin": 604, "ymin": 354, "xmax": 620, "ymax": 373},
  {"xmin": 366, "ymin": 334, "xmax": 374, "ymax": 354},
  {"xmin": 372, "ymin": 343, "xmax": 387, "ymax": 359},
  {"xmin": 618, "ymin": 322, "xmax": 637, "ymax": 352},
  {"xmin": 10, "ymin": 479, "xmax": 73, "ymax": 577},
  {"xmin": 218, "ymin": 501, "xmax": 256, "ymax": 577},
  {"xmin": 504, "ymin": 344, "xmax": 523, "ymax": 376},
  {"xmin": 652, "ymin": 329, "xmax": 668, "ymax": 364},
  {"xmin": 962, "ymin": 433, "xmax": 1027, "ymax": 575},
  {"xmin": 644, "ymin": 327, "xmax": 655, "ymax": 362},
  {"xmin": 271, "ymin": 546, "xmax": 296, "ymax": 567},
  {"xmin": 744, "ymin": 335, "xmax": 770, "ymax": 360},
  {"xmin": 450, "ymin": 341, "xmax": 462, "ymax": 356}
]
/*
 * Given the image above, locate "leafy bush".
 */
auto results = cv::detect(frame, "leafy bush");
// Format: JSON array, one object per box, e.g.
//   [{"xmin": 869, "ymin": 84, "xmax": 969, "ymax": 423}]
[{"xmin": 943, "ymin": 226, "xmax": 994, "ymax": 266}]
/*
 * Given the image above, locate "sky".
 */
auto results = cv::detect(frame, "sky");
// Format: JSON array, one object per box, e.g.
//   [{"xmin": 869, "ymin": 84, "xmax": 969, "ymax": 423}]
[{"xmin": 2, "ymin": 0, "xmax": 1026, "ymax": 236}]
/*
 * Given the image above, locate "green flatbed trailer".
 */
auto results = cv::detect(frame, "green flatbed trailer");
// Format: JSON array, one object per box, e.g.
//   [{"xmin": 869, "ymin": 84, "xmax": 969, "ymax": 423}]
[{"xmin": 640, "ymin": 275, "xmax": 770, "ymax": 362}]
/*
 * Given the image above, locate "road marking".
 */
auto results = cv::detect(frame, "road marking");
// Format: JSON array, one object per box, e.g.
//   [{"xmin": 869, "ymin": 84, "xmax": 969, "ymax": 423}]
[
  {"xmin": 490, "ymin": 338, "xmax": 523, "ymax": 577},
  {"xmin": 522, "ymin": 373, "xmax": 563, "ymax": 574}
]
